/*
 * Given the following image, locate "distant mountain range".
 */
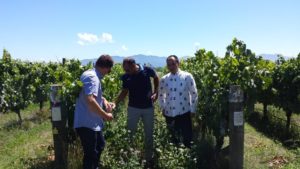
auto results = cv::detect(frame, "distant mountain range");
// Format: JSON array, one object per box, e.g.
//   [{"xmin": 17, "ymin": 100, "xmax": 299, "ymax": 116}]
[
  {"xmin": 81, "ymin": 54, "xmax": 290, "ymax": 68},
  {"xmin": 81, "ymin": 54, "xmax": 169, "ymax": 68},
  {"xmin": 258, "ymin": 54, "xmax": 288, "ymax": 62}
]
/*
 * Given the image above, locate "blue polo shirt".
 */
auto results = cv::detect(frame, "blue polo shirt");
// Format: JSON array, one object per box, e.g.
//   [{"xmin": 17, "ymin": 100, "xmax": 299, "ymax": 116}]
[
  {"xmin": 74, "ymin": 68, "xmax": 104, "ymax": 131},
  {"xmin": 121, "ymin": 65, "xmax": 157, "ymax": 109}
]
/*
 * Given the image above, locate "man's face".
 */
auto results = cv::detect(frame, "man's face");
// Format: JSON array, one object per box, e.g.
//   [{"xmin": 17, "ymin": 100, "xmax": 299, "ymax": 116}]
[
  {"xmin": 123, "ymin": 63, "xmax": 135, "ymax": 75},
  {"xmin": 102, "ymin": 67, "xmax": 112, "ymax": 76},
  {"xmin": 167, "ymin": 57, "xmax": 179, "ymax": 73}
]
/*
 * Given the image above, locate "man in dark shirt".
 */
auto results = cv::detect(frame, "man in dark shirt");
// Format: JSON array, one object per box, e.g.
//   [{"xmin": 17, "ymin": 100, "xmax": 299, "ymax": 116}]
[{"xmin": 115, "ymin": 57, "xmax": 159, "ymax": 166}]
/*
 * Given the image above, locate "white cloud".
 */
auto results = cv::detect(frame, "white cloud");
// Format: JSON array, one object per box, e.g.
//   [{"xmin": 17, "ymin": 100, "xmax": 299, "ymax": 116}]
[
  {"xmin": 146, "ymin": 51, "xmax": 153, "ymax": 55},
  {"xmin": 77, "ymin": 33, "xmax": 99, "ymax": 44},
  {"xmin": 121, "ymin": 45, "xmax": 128, "ymax": 51},
  {"xmin": 77, "ymin": 40, "xmax": 85, "ymax": 46},
  {"xmin": 194, "ymin": 42, "xmax": 201, "ymax": 50},
  {"xmin": 194, "ymin": 42, "xmax": 201, "ymax": 47},
  {"xmin": 77, "ymin": 32, "xmax": 114, "ymax": 45},
  {"xmin": 100, "ymin": 33, "xmax": 113, "ymax": 43}
]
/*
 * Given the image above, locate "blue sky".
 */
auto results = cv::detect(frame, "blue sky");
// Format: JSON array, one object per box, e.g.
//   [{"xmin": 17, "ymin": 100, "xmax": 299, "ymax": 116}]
[{"xmin": 0, "ymin": 0, "xmax": 299, "ymax": 61}]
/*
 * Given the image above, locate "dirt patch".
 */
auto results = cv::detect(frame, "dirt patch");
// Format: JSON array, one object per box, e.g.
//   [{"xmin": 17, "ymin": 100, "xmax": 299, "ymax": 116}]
[{"xmin": 268, "ymin": 156, "xmax": 289, "ymax": 168}]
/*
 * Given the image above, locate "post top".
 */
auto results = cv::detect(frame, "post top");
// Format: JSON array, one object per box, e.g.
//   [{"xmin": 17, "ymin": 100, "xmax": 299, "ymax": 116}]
[{"xmin": 229, "ymin": 85, "xmax": 244, "ymax": 103}]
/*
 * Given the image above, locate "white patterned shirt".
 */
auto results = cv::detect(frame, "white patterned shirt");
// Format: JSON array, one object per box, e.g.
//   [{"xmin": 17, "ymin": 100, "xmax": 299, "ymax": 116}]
[{"xmin": 158, "ymin": 69, "xmax": 198, "ymax": 117}]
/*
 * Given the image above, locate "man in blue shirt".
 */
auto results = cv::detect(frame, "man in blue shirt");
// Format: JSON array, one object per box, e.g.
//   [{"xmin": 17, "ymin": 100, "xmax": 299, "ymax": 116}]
[
  {"xmin": 115, "ymin": 57, "xmax": 159, "ymax": 167},
  {"xmin": 74, "ymin": 54, "xmax": 114, "ymax": 169}
]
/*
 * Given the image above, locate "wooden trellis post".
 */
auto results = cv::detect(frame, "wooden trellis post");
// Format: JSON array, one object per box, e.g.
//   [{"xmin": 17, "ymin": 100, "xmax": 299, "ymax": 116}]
[
  {"xmin": 50, "ymin": 84, "xmax": 68, "ymax": 169},
  {"xmin": 229, "ymin": 85, "xmax": 244, "ymax": 169}
]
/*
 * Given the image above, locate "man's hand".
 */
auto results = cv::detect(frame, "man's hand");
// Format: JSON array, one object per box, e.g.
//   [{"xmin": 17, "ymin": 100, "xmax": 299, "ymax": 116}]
[
  {"xmin": 102, "ymin": 97, "xmax": 116, "ymax": 113},
  {"xmin": 106, "ymin": 102, "xmax": 116, "ymax": 113},
  {"xmin": 151, "ymin": 92, "xmax": 158, "ymax": 102},
  {"xmin": 104, "ymin": 101, "xmax": 113, "ymax": 113},
  {"xmin": 109, "ymin": 102, "xmax": 116, "ymax": 109},
  {"xmin": 86, "ymin": 95, "xmax": 114, "ymax": 120},
  {"xmin": 104, "ymin": 113, "xmax": 114, "ymax": 121},
  {"xmin": 102, "ymin": 97, "xmax": 110, "ymax": 111}
]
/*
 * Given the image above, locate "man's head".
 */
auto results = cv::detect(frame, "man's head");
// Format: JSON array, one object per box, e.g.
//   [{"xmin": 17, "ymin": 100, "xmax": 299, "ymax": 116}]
[
  {"xmin": 95, "ymin": 54, "xmax": 114, "ymax": 75},
  {"xmin": 122, "ymin": 57, "xmax": 138, "ymax": 75},
  {"xmin": 166, "ymin": 55, "xmax": 179, "ymax": 74}
]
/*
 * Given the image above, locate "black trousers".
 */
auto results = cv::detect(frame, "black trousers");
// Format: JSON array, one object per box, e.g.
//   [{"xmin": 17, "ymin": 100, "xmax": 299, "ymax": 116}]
[
  {"xmin": 76, "ymin": 127, "xmax": 105, "ymax": 169},
  {"xmin": 164, "ymin": 112, "xmax": 193, "ymax": 148}
]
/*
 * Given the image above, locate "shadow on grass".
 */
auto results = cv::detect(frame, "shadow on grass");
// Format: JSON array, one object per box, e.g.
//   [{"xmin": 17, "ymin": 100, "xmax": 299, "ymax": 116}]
[
  {"xmin": 20, "ymin": 157, "xmax": 54, "ymax": 169},
  {"xmin": 0, "ymin": 109, "xmax": 50, "ymax": 131},
  {"xmin": 247, "ymin": 111, "xmax": 300, "ymax": 149}
]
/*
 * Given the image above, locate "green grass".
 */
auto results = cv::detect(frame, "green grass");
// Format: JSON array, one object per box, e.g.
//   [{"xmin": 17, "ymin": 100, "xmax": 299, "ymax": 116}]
[
  {"xmin": 252, "ymin": 103, "xmax": 300, "ymax": 143},
  {"xmin": 244, "ymin": 123, "xmax": 300, "ymax": 169},
  {"xmin": 0, "ymin": 103, "xmax": 299, "ymax": 169},
  {"xmin": 0, "ymin": 104, "xmax": 38, "ymax": 128},
  {"xmin": 0, "ymin": 104, "xmax": 54, "ymax": 169},
  {"xmin": 255, "ymin": 103, "xmax": 300, "ymax": 127}
]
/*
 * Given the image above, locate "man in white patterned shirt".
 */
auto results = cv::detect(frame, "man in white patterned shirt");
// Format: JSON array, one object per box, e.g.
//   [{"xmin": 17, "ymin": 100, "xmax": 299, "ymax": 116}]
[{"xmin": 158, "ymin": 55, "xmax": 198, "ymax": 148}]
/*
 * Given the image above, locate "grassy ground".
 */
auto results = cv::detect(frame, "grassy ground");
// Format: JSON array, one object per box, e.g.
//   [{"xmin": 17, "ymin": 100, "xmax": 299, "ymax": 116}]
[
  {"xmin": 0, "ymin": 104, "xmax": 299, "ymax": 169},
  {"xmin": 243, "ymin": 124, "xmax": 300, "ymax": 169},
  {"xmin": 255, "ymin": 103, "xmax": 300, "ymax": 127},
  {"xmin": 251, "ymin": 104, "xmax": 300, "ymax": 148},
  {"xmin": 0, "ymin": 104, "xmax": 54, "ymax": 169}
]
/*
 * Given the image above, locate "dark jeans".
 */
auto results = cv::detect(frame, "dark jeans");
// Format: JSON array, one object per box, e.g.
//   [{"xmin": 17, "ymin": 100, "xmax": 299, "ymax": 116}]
[
  {"xmin": 164, "ymin": 112, "xmax": 193, "ymax": 148},
  {"xmin": 76, "ymin": 127, "xmax": 105, "ymax": 169}
]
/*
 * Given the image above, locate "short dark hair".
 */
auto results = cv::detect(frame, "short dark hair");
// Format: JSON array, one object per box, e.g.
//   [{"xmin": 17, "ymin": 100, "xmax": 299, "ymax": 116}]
[
  {"xmin": 123, "ymin": 57, "xmax": 136, "ymax": 66},
  {"xmin": 167, "ymin": 55, "xmax": 179, "ymax": 64},
  {"xmin": 95, "ymin": 54, "xmax": 114, "ymax": 68}
]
